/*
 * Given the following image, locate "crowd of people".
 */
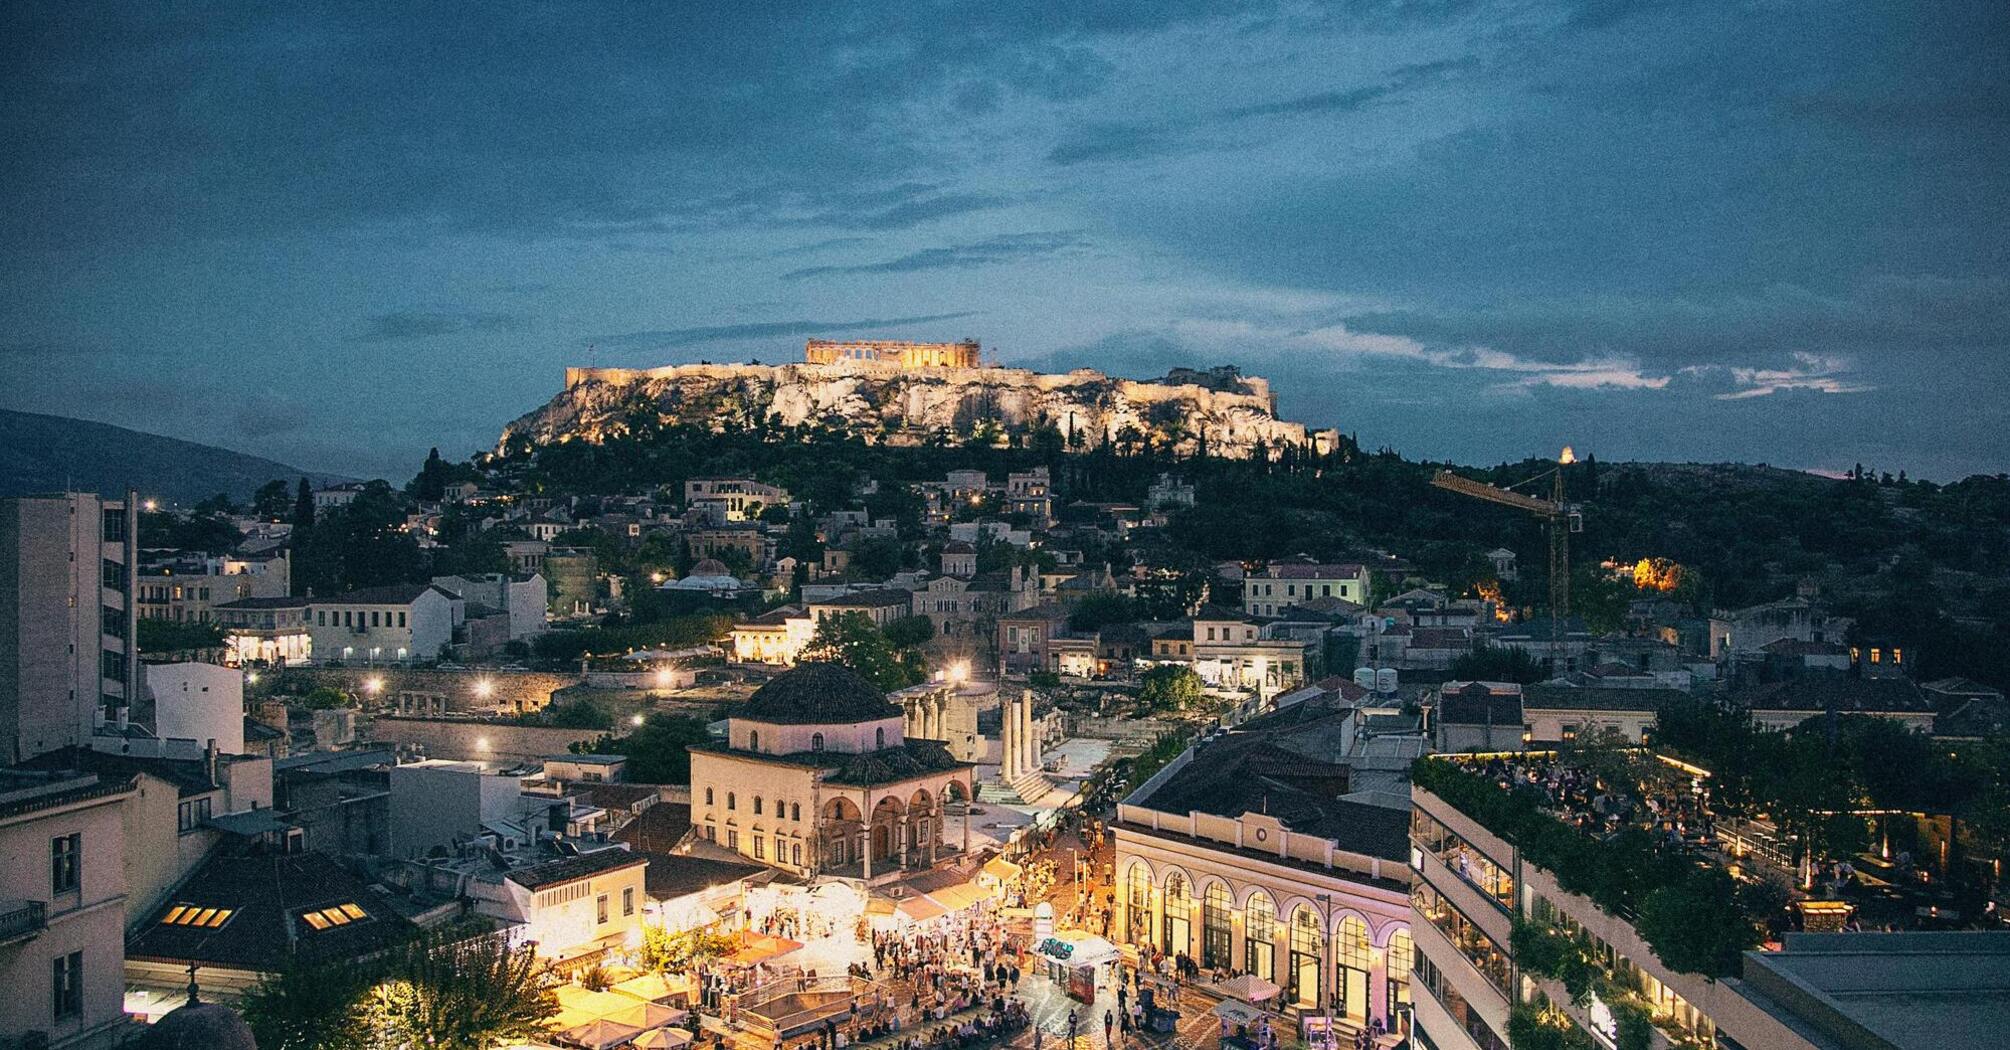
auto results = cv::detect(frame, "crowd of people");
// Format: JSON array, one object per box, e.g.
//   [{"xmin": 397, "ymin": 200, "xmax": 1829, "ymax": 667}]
[{"xmin": 1471, "ymin": 753, "xmax": 1716, "ymax": 851}]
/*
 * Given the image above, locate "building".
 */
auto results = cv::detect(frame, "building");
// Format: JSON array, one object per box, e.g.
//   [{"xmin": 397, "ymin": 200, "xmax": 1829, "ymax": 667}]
[
  {"xmin": 386, "ymin": 759, "xmax": 527, "ymax": 859},
  {"xmin": 1520, "ymin": 685, "xmax": 1681, "ymax": 745},
  {"xmin": 471, "ymin": 848, "xmax": 650, "ymax": 964},
  {"xmin": 1148, "ymin": 608, "xmax": 1318, "ymax": 692},
  {"xmin": 134, "ymin": 552, "xmax": 290, "ymax": 624},
  {"xmin": 684, "ymin": 524, "xmax": 767, "ymax": 568},
  {"xmin": 432, "ymin": 572, "xmax": 549, "ymax": 640},
  {"xmin": 731, "ymin": 605, "xmax": 815, "ymax": 665},
  {"xmin": 0, "ymin": 768, "xmax": 137, "ymax": 1049},
  {"xmin": 144, "ymin": 661, "xmax": 245, "ymax": 755},
  {"xmin": 1734, "ymin": 676, "xmax": 1938, "ymax": 733},
  {"xmin": 996, "ymin": 605, "xmax": 1074, "ymax": 675},
  {"xmin": 1407, "ymin": 756, "xmax": 1996, "ymax": 1050},
  {"xmin": 1244, "ymin": 563, "xmax": 1370, "ymax": 619},
  {"xmin": 0, "ymin": 493, "xmax": 140, "ymax": 765},
  {"xmin": 805, "ymin": 338, "xmax": 980, "ymax": 368},
  {"xmin": 215, "ymin": 596, "xmax": 313, "ymax": 666},
  {"xmin": 123, "ymin": 849, "xmax": 418, "ymax": 1009},
  {"xmin": 808, "ymin": 588, "xmax": 916, "ymax": 631},
  {"xmin": 307, "ymin": 583, "xmax": 456, "ymax": 665},
  {"xmin": 687, "ymin": 663, "xmax": 977, "ymax": 879},
  {"xmin": 1432, "ymin": 683, "xmax": 1526, "ymax": 753},
  {"xmin": 310, "ymin": 483, "xmax": 365, "ymax": 510},
  {"xmin": 1113, "ymin": 696, "xmax": 1414, "ymax": 1031},
  {"xmin": 685, "ymin": 478, "xmax": 790, "ymax": 522},
  {"xmin": 544, "ymin": 548, "xmax": 600, "ymax": 620},
  {"xmin": 1147, "ymin": 473, "xmax": 1197, "ymax": 511},
  {"xmin": 892, "ymin": 678, "xmax": 998, "ymax": 763}
]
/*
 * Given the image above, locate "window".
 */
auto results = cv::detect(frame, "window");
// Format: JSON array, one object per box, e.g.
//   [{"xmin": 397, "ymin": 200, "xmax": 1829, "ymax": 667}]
[
  {"xmin": 161, "ymin": 904, "xmax": 236, "ymax": 928},
  {"xmin": 300, "ymin": 902, "xmax": 368, "ymax": 930},
  {"xmin": 875, "ymin": 727, "xmax": 886, "ymax": 748},
  {"xmin": 749, "ymin": 730, "xmax": 760, "ymax": 751},
  {"xmin": 1202, "ymin": 882, "xmax": 1232, "ymax": 969},
  {"xmin": 53, "ymin": 951, "xmax": 83, "ymax": 1022},
  {"xmin": 811, "ymin": 733, "xmax": 825, "ymax": 751},
  {"xmin": 398, "ymin": 612, "xmax": 407, "ymax": 627},
  {"xmin": 51, "ymin": 834, "xmax": 80, "ymax": 893},
  {"xmin": 1125, "ymin": 864, "xmax": 1153, "ymax": 944},
  {"xmin": 597, "ymin": 894, "xmax": 609, "ymax": 924},
  {"xmin": 178, "ymin": 797, "xmax": 212, "ymax": 833},
  {"xmin": 705, "ymin": 787, "xmax": 714, "ymax": 805},
  {"xmin": 1386, "ymin": 929, "xmax": 1414, "ymax": 1022},
  {"xmin": 791, "ymin": 802, "xmax": 801, "ymax": 821},
  {"xmin": 623, "ymin": 887, "xmax": 635, "ymax": 916},
  {"xmin": 101, "ymin": 606, "xmax": 126, "ymax": 639},
  {"xmin": 1245, "ymin": 890, "xmax": 1276, "ymax": 981},
  {"xmin": 726, "ymin": 792, "xmax": 736, "ymax": 811},
  {"xmin": 754, "ymin": 797, "xmax": 764, "ymax": 815},
  {"xmin": 102, "ymin": 558, "xmax": 125, "ymax": 591},
  {"xmin": 370, "ymin": 611, "xmax": 380, "ymax": 627},
  {"xmin": 754, "ymin": 836, "xmax": 766, "ymax": 860},
  {"xmin": 792, "ymin": 841, "xmax": 802, "ymax": 866},
  {"xmin": 101, "ymin": 649, "xmax": 126, "ymax": 682},
  {"xmin": 103, "ymin": 508, "xmax": 128, "ymax": 541},
  {"xmin": 726, "ymin": 829, "xmax": 739, "ymax": 849}
]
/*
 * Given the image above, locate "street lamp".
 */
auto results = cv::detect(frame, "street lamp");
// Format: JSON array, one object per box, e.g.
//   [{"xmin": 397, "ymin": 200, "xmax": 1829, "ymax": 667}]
[
  {"xmin": 364, "ymin": 676, "xmax": 384, "ymax": 695},
  {"xmin": 474, "ymin": 678, "xmax": 495, "ymax": 700},
  {"xmin": 631, "ymin": 713, "xmax": 646, "ymax": 727}
]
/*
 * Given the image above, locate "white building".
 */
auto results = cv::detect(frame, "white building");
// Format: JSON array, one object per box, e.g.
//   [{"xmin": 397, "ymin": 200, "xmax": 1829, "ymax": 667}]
[
  {"xmin": 143, "ymin": 662, "xmax": 245, "ymax": 755},
  {"xmin": 308, "ymin": 583, "xmax": 456, "ymax": 665},
  {"xmin": 387, "ymin": 759, "xmax": 526, "ymax": 859},
  {"xmin": 215, "ymin": 596, "xmax": 313, "ymax": 666},
  {"xmin": 0, "ymin": 768, "xmax": 137, "ymax": 1049},
  {"xmin": 1243, "ymin": 562, "xmax": 1370, "ymax": 618},
  {"xmin": 432, "ymin": 572, "xmax": 549, "ymax": 640}
]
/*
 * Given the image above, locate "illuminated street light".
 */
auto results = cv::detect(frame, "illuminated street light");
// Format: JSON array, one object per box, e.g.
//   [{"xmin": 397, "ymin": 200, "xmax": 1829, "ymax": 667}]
[
  {"xmin": 364, "ymin": 676, "xmax": 384, "ymax": 694},
  {"xmin": 474, "ymin": 678, "xmax": 495, "ymax": 699},
  {"xmin": 142, "ymin": 499, "xmax": 158, "ymax": 512},
  {"xmin": 947, "ymin": 661, "xmax": 969, "ymax": 685},
  {"xmin": 631, "ymin": 713, "xmax": 646, "ymax": 727},
  {"xmin": 245, "ymin": 671, "xmax": 260, "ymax": 685},
  {"xmin": 655, "ymin": 668, "xmax": 673, "ymax": 688}
]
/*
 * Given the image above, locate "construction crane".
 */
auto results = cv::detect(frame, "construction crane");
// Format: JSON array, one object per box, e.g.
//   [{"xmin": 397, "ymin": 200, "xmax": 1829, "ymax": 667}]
[{"xmin": 1431, "ymin": 448, "xmax": 1584, "ymax": 661}]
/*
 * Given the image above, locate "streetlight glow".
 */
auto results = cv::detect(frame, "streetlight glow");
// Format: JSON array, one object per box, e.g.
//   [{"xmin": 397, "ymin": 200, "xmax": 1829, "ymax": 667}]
[{"xmin": 365, "ymin": 676, "xmax": 384, "ymax": 694}]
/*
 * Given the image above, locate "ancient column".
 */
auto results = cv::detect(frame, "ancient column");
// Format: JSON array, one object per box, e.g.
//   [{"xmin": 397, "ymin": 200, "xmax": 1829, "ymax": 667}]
[
  {"xmin": 1020, "ymin": 691, "xmax": 1037, "ymax": 775},
  {"xmin": 1000, "ymin": 695, "xmax": 1019, "ymax": 781},
  {"xmin": 862, "ymin": 793, "xmax": 873, "ymax": 880}
]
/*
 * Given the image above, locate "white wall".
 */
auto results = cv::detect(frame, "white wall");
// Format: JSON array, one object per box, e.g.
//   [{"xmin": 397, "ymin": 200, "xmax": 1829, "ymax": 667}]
[{"xmin": 146, "ymin": 662, "xmax": 244, "ymax": 754}]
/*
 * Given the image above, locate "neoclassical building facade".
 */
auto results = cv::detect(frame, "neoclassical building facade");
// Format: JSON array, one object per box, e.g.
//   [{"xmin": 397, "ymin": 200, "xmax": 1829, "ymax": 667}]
[
  {"xmin": 689, "ymin": 663, "xmax": 977, "ymax": 882},
  {"xmin": 1113, "ymin": 701, "xmax": 1415, "ymax": 1034}
]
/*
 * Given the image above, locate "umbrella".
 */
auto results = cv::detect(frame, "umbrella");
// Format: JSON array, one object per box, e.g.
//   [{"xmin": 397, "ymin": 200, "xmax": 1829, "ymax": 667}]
[
  {"xmin": 1214, "ymin": 974, "xmax": 1282, "ymax": 1003},
  {"xmin": 633, "ymin": 1028, "xmax": 696, "ymax": 1049},
  {"xmin": 559, "ymin": 1017, "xmax": 642, "ymax": 1050}
]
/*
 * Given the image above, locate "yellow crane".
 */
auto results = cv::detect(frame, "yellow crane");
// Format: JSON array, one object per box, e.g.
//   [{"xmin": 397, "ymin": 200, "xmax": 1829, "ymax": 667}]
[{"xmin": 1431, "ymin": 447, "xmax": 1583, "ymax": 656}]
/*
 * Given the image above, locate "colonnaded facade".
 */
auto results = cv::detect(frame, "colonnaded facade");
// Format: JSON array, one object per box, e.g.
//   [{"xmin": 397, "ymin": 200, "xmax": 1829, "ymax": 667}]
[
  {"xmin": 1112, "ymin": 700, "xmax": 1415, "ymax": 1034},
  {"xmin": 804, "ymin": 338, "xmax": 981, "ymax": 368},
  {"xmin": 688, "ymin": 663, "xmax": 977, "ymax": 882}
]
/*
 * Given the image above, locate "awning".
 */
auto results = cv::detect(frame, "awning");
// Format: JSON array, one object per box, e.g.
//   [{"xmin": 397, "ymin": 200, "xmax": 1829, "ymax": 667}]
[
  {"xmin": 560, "ymin": 1017, "xmax": 643, "ymax": 1050},
  {"xmin": 897, "ymin": 896, "xmax": 949, "ymax": 922},
  {"xmin": 1215, "ymin": 1000, "xmax": 1267, "ymax": 1026},
  {"xmin": 1213, "ymin": 973, "xmax": 1282, "ymax": 1003},
  {"xmin": 633, "ymin": 1029, "xmax": 695, "ymax": 1050},
  {"xmin": 926, "ymin": 883, "xmax": 992, "ymax": 913},
  {"xmin": 981, "ymin": 857, "xmax": 1023, "ymax": 882}
]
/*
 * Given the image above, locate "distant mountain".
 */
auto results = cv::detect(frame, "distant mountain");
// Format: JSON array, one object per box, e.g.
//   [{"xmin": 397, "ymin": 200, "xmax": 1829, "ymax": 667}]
[{"xmin": 0, "ymin": 409, "xmax": 348, "ymax": 505}]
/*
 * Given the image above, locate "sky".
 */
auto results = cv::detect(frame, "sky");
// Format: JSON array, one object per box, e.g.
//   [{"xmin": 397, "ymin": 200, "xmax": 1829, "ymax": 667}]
[{"xmin": 4, "ymin": 2, "xmax": 2006, "ymax": 481}]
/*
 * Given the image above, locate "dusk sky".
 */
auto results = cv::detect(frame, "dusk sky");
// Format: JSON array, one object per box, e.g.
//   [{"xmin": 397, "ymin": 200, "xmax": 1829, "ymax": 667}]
[{"xmin": 5, "ymin": 2, "xmax": 2006, "ymax": 481}]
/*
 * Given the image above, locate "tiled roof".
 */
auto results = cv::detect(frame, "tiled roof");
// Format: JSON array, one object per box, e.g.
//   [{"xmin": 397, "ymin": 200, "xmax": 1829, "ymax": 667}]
[
  {"xmin": 1522, "ymin": 685, "xmax": 1683, "ymax": 713},
  {"xmin": 612, "ymin": 802, "xmax": 693, "ymax": 853},
  {"xmin": 1738, "ymin": 676, "xmax": 1934, "ymax": 714},
  {"xmin": 737, "ymin": 663, "xmax": 901, "ymax": 725},
  {"xmin": 316, "ymin": 582, "xmax": 451, "ymax": 606},
  {"xmin": 14, "ymin": 746, "xmax": 218, "ymax": 798},
  {"xmin": 633, "ymin": 851, "xmax": 767, "ymax": 900},
  {"xmin": 815, "ymin": 588, "xmax": 915, "ymax": 609}
]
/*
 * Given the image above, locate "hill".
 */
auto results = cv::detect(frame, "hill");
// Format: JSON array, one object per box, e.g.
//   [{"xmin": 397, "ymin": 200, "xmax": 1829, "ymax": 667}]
[{"xmin": 0, "ymin": 409, "xmax": 345, "ymax": 505}]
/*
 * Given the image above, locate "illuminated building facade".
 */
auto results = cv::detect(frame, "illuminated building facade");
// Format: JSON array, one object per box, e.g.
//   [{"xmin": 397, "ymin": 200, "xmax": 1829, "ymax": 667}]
[{"xmin": 805, "ymin": 339, "xmax": 980, "ymax": 368}]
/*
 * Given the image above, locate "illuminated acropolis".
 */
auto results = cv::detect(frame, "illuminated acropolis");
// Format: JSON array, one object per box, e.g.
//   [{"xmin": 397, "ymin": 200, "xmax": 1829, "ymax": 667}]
[{"xmin": 805, "ymin": 338, "xmax": 981, "ymax": 369}]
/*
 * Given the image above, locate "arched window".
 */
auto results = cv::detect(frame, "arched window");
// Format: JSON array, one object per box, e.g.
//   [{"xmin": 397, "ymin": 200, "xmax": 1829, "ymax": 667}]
[
  {"xmin": 1289, "ymin": 907, "xmax": 1323, "ymax": 1008},
  {"xmin": 1386, "ymin": 929, "xmax": 1413, "ymax": 1031},
  {"xmin": 749, "ymin": 730, "xmax": 759, "ymax": 751},
  {"xmin": 791, "ymin": 802, "xmax": 801, "ymax": 821},
  {"xmin": 875, "ymin": 726, "xmax": 886, "ymax": 749},
  {"xmin": 1336, "ymin": 916, "xmax": 1372, "ymax": 1022},
  {"xmin": 1162, "ymin": 874, "xmax": 1193, "ymax": 956},
  {"xmin": 754, "ymin": 797, "xmax": 764, "ymax": 815},
  {"xmin": 1202, "ymin": 883, "xmax": 1232, "ymax": 969},
  {"xmin": 726, "ymin": 792, "xmax": 736, "ymax": 811},
  {"xmin": 811, "ymin": 732, "xmax": 825, "ymax": 751},
  {"xmin": 705, "ymin": 787, "xmax": 714, "ymax": 806},
  {"xmin": 1125, "ymin": 864, "xmax": 1153, "ymax": 945},
  {"xmin": 1245, "ymin": 891, "xmax": 1276, "ymax": 982}
]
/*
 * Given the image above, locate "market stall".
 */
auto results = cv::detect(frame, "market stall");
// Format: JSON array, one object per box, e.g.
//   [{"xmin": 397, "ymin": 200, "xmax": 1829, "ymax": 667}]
[{"xmin": 1035, "ymin": 932, "xmax": 1121, "ymax": 1003}]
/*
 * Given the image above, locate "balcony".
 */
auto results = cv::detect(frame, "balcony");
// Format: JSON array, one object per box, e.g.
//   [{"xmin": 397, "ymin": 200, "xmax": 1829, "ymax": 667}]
[{"xmin": 0, "ymin": 899, "xmax": 47, "ymax": 945}]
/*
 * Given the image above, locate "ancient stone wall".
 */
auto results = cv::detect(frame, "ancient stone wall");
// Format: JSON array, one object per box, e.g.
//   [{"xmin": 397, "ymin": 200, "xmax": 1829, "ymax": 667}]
[
  {"xmin": 282, "ymin": 667, "xmax": 580, "ymax": 715},
  {"xmin": 365, "ymin": 715, "xmax": 610, "ymax": 764}
]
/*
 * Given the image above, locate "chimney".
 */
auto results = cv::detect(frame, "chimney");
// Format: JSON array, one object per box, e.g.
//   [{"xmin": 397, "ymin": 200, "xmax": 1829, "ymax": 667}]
[{"xmin": 204, "ymin": 738, "xmax": 219, "ymax": 786}]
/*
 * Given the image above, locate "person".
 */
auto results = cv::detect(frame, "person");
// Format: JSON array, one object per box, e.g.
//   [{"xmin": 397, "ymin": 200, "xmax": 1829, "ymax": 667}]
[
  {"xmin": 1104, "ymin": 1009, "xmax": 1116, "ymax": 1048},
  {"xmin": 1068, "ymin": 1009, "xmax": 1079, "ymax": 1048}
]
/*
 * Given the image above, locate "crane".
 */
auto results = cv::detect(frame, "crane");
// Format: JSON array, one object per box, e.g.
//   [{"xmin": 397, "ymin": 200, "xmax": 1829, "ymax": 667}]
[{"xmin": 1431, "ymin": 448, "xmax": 1584, "ymax": 662}]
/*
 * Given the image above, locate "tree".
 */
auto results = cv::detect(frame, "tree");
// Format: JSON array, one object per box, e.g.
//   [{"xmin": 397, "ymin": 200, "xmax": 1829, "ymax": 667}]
[
  {"xmin": 293, "ymin": 477, "xmax": 316, "ymax": 527},
  {"xmin": 1136, "ymin": 665, "xmax": 1205, "ymax": 712},
  {"xmin": 1448, "ymin": 644, "xmax": 1546, "ymax": 684},
  {"xmin": 535, "ymin": 697, "xmax": 613, "ymax": 729},
  {"xmin": 253, "ymin": 478, "xmax": 292, "ymax": 519},
  {"xmin": 300, "ymin": 686, "xmax": 353, "ymax": 709},
  {"xmin": 639, "ymin": 924, "xmax": 737, "ymax": 972},
  {"xmin": 883, "ymin": 614, "xmax": 936, "ymax": 652},
  {"xmin": 1633, "ymin": 869, "xmax": 1758, "ymax": 977},
  {"xmin": 240, "ymin": 958, "xmax": 379, "ymax": 1050},
  {"xmin": 414, "ymin": 447, "xmax": 449, "ymax": 501},
  {"xmin": 1067, "ymin": 592, "xmax": 1136, "ymax": 633},
  {"xmin": 136, "ymin": 618, "xmax": 225, "ymax": 654},
  {"xmin": 379, "ymin": 931, "xmax": 557, "ymax": 1050},
  {"xmin": 572, "ymin": 712, "xmax": 715, "ymax": 784},
  {"xmin": 801, "ymin": 611, "xmax": 918, "ymax": 690}
]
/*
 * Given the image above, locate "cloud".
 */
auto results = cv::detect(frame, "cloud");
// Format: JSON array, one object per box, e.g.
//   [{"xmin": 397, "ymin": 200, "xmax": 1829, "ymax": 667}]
[
  {"xmin": 1046, "ymin": 123, "xmax": 1179, "ymax": 166},
  {"xmin": 349, "ymin": 311, "xmax": 529, "ymax": 343},
  {"xmin": 781, "ymin": 232, "xmax": 1086, "ymax": 279},
  {"xmin": 594, "ymin": 311, "xmax": 982, "ymax": 349}
]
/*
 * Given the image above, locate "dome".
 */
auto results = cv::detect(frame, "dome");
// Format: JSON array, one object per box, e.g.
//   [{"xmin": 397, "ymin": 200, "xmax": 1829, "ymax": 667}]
[
  {"xmin": 672, "ymin": 558, "xmax": 743, "ymax": 592},
  {"xmin": 137, "ymin": 1001, "xmax": 258, "ymax": 1050},
  {"xmin": 738, "ymin": 662, "xmax": 900, "ymax": 725},
  {"xmin": 688, "ymin": 558, "xmax": 732, "ymax": 577}
]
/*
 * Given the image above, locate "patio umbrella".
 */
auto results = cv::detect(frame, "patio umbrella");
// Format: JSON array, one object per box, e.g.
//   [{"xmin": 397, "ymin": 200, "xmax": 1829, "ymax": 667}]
[
  {"xmin": 1215, "ymin": 974, "xmax": 1282, "ymax": 1003},
  {"xmin": 632, "ymin": 1028, "xmax": 696, "ymax": 1049},
  {"xmin": 559, "ymin": 1017, "xmax": 642, "ymax": 1050}
]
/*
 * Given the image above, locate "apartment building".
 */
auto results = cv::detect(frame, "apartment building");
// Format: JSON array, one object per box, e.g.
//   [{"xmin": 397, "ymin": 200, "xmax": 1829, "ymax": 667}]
[
  {"xmin": 0, "ymin": 769, "xmax": 138, "ymax": 1049},
  {"xmin": 0, "ymin": 493, "xmax": 139, "ymax": 764}
]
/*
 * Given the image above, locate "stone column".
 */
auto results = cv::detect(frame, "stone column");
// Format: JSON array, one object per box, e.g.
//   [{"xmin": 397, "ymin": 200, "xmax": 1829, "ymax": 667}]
[
  {"xmin": 1000, "ymin": 695, "xmax": 1019, "ymax": 781},
  {"xmin": 862, "ymin": 793, "xmax": 873, "ymax": 880},
  {"xmin": 1020, "ymin": 691, "xmax": 1037, "ymax": 775}
]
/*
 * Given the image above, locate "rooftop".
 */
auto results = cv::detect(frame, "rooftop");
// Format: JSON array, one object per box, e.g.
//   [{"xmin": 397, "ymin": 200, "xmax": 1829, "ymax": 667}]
[
  {"xmin": 735, "ymin": 662, "xmax": 902, "ymax": 725},
  {"xmin": 1741, "ymin": 931, "xmax": 2010, "ymax": 1050},
  {"xmin": 507, "ymin": 846, "xmax": 648, "ymax": 890},
  {"xmin": 127, "ymin": 851, "xmax": 415, "ymax": 971}
]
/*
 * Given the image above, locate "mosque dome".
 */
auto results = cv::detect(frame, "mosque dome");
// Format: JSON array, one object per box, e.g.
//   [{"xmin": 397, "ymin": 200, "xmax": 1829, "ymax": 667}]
[{"xmin": 737, "ymin": 662, "xmax": 900, "ymax": 725}]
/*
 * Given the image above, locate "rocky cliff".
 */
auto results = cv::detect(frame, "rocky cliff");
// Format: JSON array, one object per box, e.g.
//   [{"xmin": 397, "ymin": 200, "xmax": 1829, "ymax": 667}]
[{"xmin": 499, "ymin": 362, "xmax": 1335, "ymax": 459}]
